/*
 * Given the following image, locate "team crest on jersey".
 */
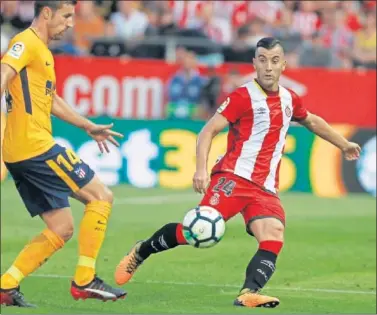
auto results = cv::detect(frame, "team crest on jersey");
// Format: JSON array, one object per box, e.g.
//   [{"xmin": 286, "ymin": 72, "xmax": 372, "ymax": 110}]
[
  {"xmin": 285, "ymin": 106, "xmax": 292, "ymax": 117},
  {"xmin": 74, "ymin": 167, "xmax": 86, "ymax": 179},
  {"xmin": 217, "ymin": 97, "xmax": 230, "ymax": 113},
  {"xmin": 209, "ymin": 193, "xmax": 220, "ymax": 206},
  {"xmin": 7, "ymin": 42, "xmax": 25, "ymax": 59}
]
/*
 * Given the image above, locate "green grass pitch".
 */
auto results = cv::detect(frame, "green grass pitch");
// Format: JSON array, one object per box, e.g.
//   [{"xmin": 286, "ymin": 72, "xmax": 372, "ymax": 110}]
[{"xmin": 1, "ymin": 181, "xmax": 376, "ymax": 314}]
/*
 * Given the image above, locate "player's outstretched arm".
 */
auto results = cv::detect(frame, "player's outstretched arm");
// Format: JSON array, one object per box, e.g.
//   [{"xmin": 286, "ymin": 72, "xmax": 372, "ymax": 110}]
[
  {"xmin": 52, "ymin": 94, "xmax": 123, "ymax": 153},
  {"xmin": 194, "ymin": 113, "xmax": 229, "ymax": 194},
  {"xmin": 52, "ymin": 94, "xmax": 93, "ymax": 129},
  {"xmin": 0, "ymin": 64, "xmax": 17, "ymax": 98},
  {"xmin": 299, "ymin": 112, "xmax": 361, "ymax": 161}
]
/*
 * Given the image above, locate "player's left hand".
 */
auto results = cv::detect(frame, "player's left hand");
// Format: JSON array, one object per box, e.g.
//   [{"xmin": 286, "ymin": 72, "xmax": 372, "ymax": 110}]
[
  {"xmin": 342, "ymin": 142, "xmax": 361, "ymax": 161},
  {"xmin": 86, "ymin": 123, "xmax": 124, "ymax": 153}
]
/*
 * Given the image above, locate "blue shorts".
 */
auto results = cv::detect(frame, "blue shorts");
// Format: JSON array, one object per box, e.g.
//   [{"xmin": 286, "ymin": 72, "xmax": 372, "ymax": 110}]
[{"xmin": 5, "ymin": 144, "xmax": 95, "ymax": 217}]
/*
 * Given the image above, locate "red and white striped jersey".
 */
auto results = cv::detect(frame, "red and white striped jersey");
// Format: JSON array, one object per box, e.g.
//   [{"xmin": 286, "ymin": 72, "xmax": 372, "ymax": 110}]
[
  {"xmin": 291, "ymin": 11, "xmax": 320, "ymax": 38},
  {"xmin": 212, "ymin": 79, "xmax": 308, "ymax": 194},
  {"xmin": 168, "ymin": 0, "xmax": 202, "ymax": 28},
  {"xmin": 168, "ymin": 0, "xmax": 249, "ymax": 29}
]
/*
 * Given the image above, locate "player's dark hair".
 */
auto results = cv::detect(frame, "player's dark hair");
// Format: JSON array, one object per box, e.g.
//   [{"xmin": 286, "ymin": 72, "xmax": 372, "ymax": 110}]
[
  {"xmin": 34, "ymin": 0, "xmax": 77, "ymax": 17},
  {"xmin": 256, "ymin": 37, "xmax": 284, "ymax": 51}
]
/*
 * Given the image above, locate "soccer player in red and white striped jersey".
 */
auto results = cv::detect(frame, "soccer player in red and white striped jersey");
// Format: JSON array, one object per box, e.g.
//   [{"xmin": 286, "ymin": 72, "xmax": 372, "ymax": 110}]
[{"xmin": 114, "ymin": 38, "xmax": 361, "ymax": 308}]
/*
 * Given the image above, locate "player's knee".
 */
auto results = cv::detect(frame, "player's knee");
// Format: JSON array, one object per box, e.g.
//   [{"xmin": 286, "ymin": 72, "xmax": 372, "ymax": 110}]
[
  {"xmin": 90, "ymin": 186, "xmax": 114, "ymax": 204},
  {"xmin": 267, "ymin": 224, "xmax": 284, "ymax": 241},
  {"xmin": 101, "ymin": 186, "xmax": 114, "ymax": 204},
  {"xmin": 62, "ymin": 226, "xmax": 74, "ymax": 242},
  {"xmin": 51, "ymin": 222, "xmax": 74, "ymax": 242},
  {"xmin": 249, "ymin": 217, "xmax": 285, "ymax": 242},
  {"xmin": 260, "ymin": 220, "xmax": 284, "ymax": 241}
]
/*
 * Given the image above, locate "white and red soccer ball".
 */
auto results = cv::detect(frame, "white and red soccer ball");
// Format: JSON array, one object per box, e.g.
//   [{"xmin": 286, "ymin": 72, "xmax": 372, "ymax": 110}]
[{"xmin": 182, "ymin": 206, "xmax": 226, "ymax": 248}]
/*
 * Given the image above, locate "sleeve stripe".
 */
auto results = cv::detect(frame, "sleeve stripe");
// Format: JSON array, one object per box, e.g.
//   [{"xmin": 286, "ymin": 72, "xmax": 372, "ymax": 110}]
[{"xmin": 20, "ymin": 68, "xmax": 32, "ymax": 115}]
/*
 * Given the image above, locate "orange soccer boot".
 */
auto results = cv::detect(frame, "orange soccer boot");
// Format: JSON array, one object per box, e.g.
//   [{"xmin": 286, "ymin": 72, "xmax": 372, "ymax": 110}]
[
  {"xmin": 114, "ymin": 242, "xmax": 144, "ymax": 286},
  {"xmin": 234, "ymin": 289, "xmax": 280, "ymax": 308}
]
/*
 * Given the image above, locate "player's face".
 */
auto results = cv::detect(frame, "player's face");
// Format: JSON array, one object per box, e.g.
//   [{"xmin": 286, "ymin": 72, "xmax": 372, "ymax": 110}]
[
  {"xmin": 47, "ymin": 4, "xmax": 75, "ymax": 41},
  {"xmin": 253, "ymin": 46, "xmax": 286, "ymax": 90}
]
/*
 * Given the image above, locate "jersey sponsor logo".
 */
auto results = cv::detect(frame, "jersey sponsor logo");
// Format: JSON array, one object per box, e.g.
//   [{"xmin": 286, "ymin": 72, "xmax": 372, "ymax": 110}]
[
  {"xmin": 217, "ymin": 97, "xmax": 230, "ymax": 113},
  {"xmin": 45, "ymin": 80, "xmax": 56, "ymax": 97},
  {"xmin": 285, "ymin": 105, "xmax": 292, "ymax": 117},
  {"xmin": 255, "ymin": 107, "xmax": 267, "ymax": 115},
  {"xmin": 7, "ymin": 42, "xmax": 25, "ymax": 59}
]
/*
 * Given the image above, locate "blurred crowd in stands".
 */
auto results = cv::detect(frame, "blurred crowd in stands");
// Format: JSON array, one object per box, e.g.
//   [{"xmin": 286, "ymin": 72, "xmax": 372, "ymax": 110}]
[
  {"xmin": 1, "ymin": 1, "xmax": 376, "ymax": 119},
  {"xmin": 1, "ymin": 0, "xmax": 376, "ymax": 69}
]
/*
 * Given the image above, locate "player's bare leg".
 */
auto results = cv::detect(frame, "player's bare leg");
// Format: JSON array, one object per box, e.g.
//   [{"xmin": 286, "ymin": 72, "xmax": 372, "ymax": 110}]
[
  {"xmin": 234, "ymin": 218, "xmax": 283, "ymax": 308},
  {"xmin": 69, "ymin": 175, "xmax": 126, "ymax": 301},
  {"xmin": 0, "ymin": 208, "xmax": 72, "ymax": 307},
  {"xmin": 115, "ymin": 223, "xmax": 187, "ymax": 285},
  {"xmin": 42, "ymin": 207, "xmax": 75, "ymax": 241},
  {"xmin": 1, "ymin": 175, "xmax": 126, "ymax": 305}
]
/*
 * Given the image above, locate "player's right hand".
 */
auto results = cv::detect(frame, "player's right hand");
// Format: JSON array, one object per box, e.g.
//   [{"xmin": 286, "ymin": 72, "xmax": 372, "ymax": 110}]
[{"xmin": 193, "ymin": 169, "xmax": 209, "ymax": 194}]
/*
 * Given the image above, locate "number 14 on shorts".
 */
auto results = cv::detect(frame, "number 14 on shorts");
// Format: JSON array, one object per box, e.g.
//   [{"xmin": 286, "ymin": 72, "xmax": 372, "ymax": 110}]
[
  {"xmin": 55, "ymin": 149, "xmax": 82, "ymax": 172},
  {"xmin": 46, "ymin": 149, "xmax": 84, "ymax": 178}
]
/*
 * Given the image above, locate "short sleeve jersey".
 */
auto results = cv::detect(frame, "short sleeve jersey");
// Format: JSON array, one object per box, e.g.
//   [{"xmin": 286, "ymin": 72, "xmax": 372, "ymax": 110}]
[
  {"xmin": 1, "ymin": 28, "xmax": 56, "ymax": 163},
  {"xmin": 213, "ymin": 79, "xmax": 308, "ymax": 193}
]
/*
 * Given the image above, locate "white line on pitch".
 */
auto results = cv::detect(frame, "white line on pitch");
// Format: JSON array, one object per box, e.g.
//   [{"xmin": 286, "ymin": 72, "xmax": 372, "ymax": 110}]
[{"xmin": 30, "ymin": 274, "xmax": 376, "ymax": 296}]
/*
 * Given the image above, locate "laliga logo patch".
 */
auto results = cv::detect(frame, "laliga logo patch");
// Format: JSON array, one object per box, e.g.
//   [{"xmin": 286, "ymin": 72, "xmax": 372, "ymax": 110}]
[
  {"xmin": 285, "ymin": 105, "xmax": 292, "ymax": 117},
  {"xmin": 217, "ymin": 97, "xmax": 230, "ymax": 113},
  {"xmin": 209, "ymin": 193, "xmax": 220, "ymax": 206},
  {"xmin": 7, "ymin": 42, "xmax": 25, "ymax": 60}
]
